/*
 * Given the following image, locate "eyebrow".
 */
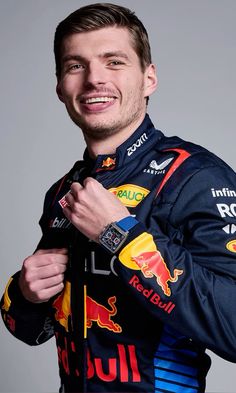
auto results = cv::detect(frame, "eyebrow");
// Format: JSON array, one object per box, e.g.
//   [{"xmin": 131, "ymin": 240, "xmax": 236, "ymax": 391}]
[
  {"xmin": 62, "ymin": 54, "xmax": 84, "ymax": 64},
  {"xmin": 101, "ymin": 51, "xmax": 130, "ymax": 60},
  {"xmin": 62, "ymin": 51, "xmax": 130, "ymax": 64}
]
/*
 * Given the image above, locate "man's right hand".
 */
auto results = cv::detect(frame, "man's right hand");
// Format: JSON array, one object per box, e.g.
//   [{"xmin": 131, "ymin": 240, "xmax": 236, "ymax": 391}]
[{"xmin": 19, "ymin": 248, "xmax": 68, "ymax": 303}]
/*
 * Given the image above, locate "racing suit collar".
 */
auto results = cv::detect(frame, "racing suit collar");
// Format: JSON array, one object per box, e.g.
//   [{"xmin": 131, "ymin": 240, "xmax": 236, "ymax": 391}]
[{"xmin": 83, "ymin": 114, "xmax": 164, "ymax": 173}]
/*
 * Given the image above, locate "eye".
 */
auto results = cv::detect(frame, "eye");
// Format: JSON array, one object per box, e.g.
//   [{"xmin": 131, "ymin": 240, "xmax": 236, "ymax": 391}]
[
  {"xmin": 108, "ymin": 60, "xmax": 125, "ymax": 67},
  {"xmin": 67, "ymin": 64, "xmax": 85, "ymax": 72}
]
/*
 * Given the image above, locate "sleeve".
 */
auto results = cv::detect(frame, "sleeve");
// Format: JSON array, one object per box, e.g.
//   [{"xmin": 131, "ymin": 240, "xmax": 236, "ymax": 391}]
[
  {"xmin": 1, "ymin": 271, "xmax": 54, "ymax": 346},
  {"xmin": 113, "ymin": 164, "xmax": 236, "ymax": 362},
  {"xmin": 0, "ymin": 180, "xmax": 64, "ymax": 346}
]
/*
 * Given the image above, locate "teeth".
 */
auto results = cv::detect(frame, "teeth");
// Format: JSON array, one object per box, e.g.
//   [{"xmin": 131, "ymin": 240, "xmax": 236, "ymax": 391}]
[{"xmin": 85, "ymin": 97, "xmax": 114, "ymax": 104}]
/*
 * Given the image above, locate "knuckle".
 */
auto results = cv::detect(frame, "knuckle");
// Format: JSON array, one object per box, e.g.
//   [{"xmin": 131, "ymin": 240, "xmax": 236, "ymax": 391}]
[
  {"xmin": 54, "ymin": 264, "xmax": 64, "ymax": 276},
  {"xmin": 77, "ymin": 190, "xmax": 86, "ymax": 203},
  {"xmin": 85, "ymin": 177, "xmax": 96, "ymax": 190},
  {"xmin": 52, "ymin": 263, "xmax": 60, "ymax": 275},
  {"xmin": 23, "ymin": 257, "xmax": 32, "ymax": 270},
  {"xmin": 54, "ymin": 283, "xmax": 64, "ymax": 295},
  {"xmin": 28, "ymin": 281, "xmax": 36, "ymax": 294},
  {"xmin": 48, "ymin": 254, "xmax": 56, "ymax": 264},
  {"xmin": 84, "ymin": 177, "xmax": 93, "ymax": 186},
  {"xmin": 57, "ymin": 274, "xmax": 64, "ymax": 283},
  {"xmin": 36, "ymin": 292, "xmax": 46, "ymax": 302},
  {"xmin": 24, "ymin": 271, "xmax": 32, "ymax": 284},
  {"xmin": 71, "ymin": 184, "xmax": 80, "ymax": 197}
]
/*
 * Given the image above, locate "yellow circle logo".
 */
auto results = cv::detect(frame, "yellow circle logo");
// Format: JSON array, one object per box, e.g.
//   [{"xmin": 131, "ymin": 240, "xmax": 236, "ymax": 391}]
[{"xmin": 226, "ymin": 240, "xmax": 236, "ymax": 253}]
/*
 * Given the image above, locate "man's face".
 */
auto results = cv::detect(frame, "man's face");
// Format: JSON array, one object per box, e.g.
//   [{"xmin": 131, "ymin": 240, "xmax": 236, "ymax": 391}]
[{"xmin": 57, "ymin": 27, "xmax": 157, "ymax": 140}]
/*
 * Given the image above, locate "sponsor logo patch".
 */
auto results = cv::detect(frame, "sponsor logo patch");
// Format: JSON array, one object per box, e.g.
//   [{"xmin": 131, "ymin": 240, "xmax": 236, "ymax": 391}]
[
  {"xmin": 129, "ymin": 275, "xmax": 176, "ymax": 313},
  {"xmin": 58, "ymin": 337, "xmax": 141, "ymax": 382},
  {"xmin": 143, "ymin": 157, "xmax": 174, "ymax": 175},
  {"xmin": 49, "ymin": 217, "xmax": 71, "ymax": 229},
  {"xmin": 53, "ymin": 282, "xmax": 122, "ymax": 333},
  {"xmin": 216, "ymin": 203, "xmax": 236, "ymax": 217},
  {"xmin": 222, "ymin": 224, "xmax": 236, "ymax": 234},
  {"xmin": 127, "ymin": 133, "xmax": 148, "ymax": 156},
  {"xmin": 109, "ymin": 184, "xmax": 150, "ymax": 207},
  {"xmin": 59, "ymin": 195, "xmax": 69, "ymax": 208},
  {"xmin": 211, "ymin": 188, "xmax": 236, "ymax": 198},
  {"xmin": 119, "ymin": 232, "xmax": 183, "ymax": 297},
  {"xmin": 226, "ymin": 240, "xmax": 236, "ymax": 253},
  {"xmin": 102, "ymin": 157, "xmax": 116, "ymax": 168},
  {"xmin": 87, "ymin": 296, "xmax": 122, "ymax": 333}
]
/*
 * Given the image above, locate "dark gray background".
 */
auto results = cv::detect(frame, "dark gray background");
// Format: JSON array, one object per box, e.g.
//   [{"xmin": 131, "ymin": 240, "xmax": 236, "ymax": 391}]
[{"xmin": 0, "ymin": 1, "xmax": 235, "ymax": 392}]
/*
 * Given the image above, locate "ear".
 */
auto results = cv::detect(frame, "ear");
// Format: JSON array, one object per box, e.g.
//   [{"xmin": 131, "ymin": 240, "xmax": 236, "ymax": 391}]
[
  {"xmin": 56, "ymin": 82, "xmax": 65, "ymax": 103},
  {"xmin": 144, "ymin": 63, "xmax": 158, "ymax": 98}
]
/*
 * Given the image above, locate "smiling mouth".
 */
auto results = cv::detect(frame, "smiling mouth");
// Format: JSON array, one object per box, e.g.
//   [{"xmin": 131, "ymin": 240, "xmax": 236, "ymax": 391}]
[{"xmin": 83, "ymin": 97, "xmax": 115, "ymax": 104}]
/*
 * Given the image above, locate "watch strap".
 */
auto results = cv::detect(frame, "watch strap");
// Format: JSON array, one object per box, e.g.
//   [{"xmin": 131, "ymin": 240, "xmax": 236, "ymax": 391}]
[{"xmin": 116, "ymin": 216, "xmax": 139, "ymax": 231}]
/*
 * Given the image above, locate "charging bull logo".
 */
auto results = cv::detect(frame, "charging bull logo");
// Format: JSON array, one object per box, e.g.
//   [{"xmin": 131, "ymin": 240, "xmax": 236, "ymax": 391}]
[
  {"xmin": 102, "ymin": 157, "xmax": 116, "ymax": 168},
  {"xmin": 87, "ymin": 296, "xmax": 122, "ymax": 333},
  {"xmin": 132, "ymin": 251, "xmax": 183, "ymax": 296},
  {"xmin": 96, "ymin": 157, "xmax": 116, "ymax": 172},
  {"xmin": 53, "ymin": 284, "xmax": 121, "ymax": 333}
]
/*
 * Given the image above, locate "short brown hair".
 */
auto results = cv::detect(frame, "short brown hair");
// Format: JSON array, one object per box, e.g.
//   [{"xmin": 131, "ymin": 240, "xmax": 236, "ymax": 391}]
[{"xmin": 54, "ymin": 2, "xmax": 152, "ymax": 79}]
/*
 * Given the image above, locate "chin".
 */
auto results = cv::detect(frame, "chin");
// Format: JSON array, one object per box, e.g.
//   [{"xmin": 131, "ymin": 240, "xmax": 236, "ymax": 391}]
[
  {"xmin": 75, "ymin": 117, "xmax": 120, "ymax": 137},
  {"xmin": 83, "ymin": 126, "xmax": 119, "ymax": 141}
]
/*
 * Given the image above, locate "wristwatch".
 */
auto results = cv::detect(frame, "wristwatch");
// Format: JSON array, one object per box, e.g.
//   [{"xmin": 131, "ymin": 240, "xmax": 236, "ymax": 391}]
[{"xmin": 99, "ymin": 216, "xmax": 138, "ymax": 254}]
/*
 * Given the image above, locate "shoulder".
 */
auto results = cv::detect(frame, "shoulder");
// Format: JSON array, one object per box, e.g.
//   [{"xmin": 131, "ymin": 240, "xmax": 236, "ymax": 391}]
[
  {"xmin": 153, "ymin": 131, "xmax": 235, "ymax": 205},
  {"xmin": 156, "ymin": 131, "xmax": 234, "ymax": 173}
]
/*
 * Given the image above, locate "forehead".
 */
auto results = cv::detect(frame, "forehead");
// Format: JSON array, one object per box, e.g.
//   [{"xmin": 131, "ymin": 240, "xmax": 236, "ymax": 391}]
[{"xmin": 61, "ymin": 26, "xmax": 138, "ymax": 59}]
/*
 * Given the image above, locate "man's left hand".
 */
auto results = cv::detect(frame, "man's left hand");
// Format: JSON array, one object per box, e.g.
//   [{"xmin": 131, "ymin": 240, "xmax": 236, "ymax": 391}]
[{"xmin": 63, "ymin": 177, "xmax": 130, "ymax": 242}]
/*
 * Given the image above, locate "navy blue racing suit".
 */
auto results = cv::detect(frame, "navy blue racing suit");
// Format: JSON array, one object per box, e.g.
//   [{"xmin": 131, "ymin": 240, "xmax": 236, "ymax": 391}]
[{"xmin": 2, "ymin": 114, "xmax": 236, "ymax": 392}]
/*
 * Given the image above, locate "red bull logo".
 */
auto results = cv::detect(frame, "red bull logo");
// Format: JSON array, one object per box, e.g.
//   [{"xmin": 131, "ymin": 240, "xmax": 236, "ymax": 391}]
[
  {"xmin": 132, "ymin": 250, "xmax": 183, "ymax": 296},
  {"xmin": 96, "ymin": 157, "xmax": 116, "ymax": 172},
  {"xmin": 87, "ymin": 296, "xmax": 122, "ymax": 333},
  {"xmin": 53, "ymin": 281, "xmax": 71, "ymax": 332},
  {"xmin": 102, "ymin": 157, "xmax": 116, "ymax": 168},
  {"xmin": 53, "ymin": 284, "xmax": 121, "ymax": 333},
  {"xmin": 56, "ymin": 334, "xmax": 141, "ymax": 382},
  {"xmin": 118, "ymin": 233, "xmax": 183, "ymax": 298}
]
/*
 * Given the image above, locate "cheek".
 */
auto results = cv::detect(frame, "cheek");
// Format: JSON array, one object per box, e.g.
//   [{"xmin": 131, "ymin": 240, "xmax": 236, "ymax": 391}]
[
  {"xmin": 123, "ymin": 77, "xmax": 144, "ymax": 100},
  {"xmin": 60, "ymin": 77, "xmax": 82, "ymax": 97}
]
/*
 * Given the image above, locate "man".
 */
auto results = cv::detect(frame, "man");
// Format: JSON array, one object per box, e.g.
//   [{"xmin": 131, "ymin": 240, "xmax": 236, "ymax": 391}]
[{"xmin": 1, "ymin": 3, "xmax": 236, "ymax": 393}]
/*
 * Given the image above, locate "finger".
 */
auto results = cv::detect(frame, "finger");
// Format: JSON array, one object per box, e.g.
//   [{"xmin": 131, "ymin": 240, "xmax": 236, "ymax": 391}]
[
  {"xmin": 70, "ymin": 182, "xmax": 83, "ymax": 197},
  {"xmin": 35, "ymin": 274, "xmax": 65, "ymax": 291},
  {"xmin": 40, "ymin": 282, "xmax": 65, "ymax": 301},
  {"xmin": 26, "ymin": 262, "xmax": 67, "ymax": 281},
  {"xmin": 83, "ymin": 177, "xmax": 96, "ymax": 186},
  {"xmin": 33, "ymin": 283, "xmax": 65, "ymax": 303},
  {"xmin": 38, "ymin": 254, "xmax": 68, "ymax": 267},
  {"xmin": 23, "ymin": 253, "xmax": 68, "ymax": 270}
]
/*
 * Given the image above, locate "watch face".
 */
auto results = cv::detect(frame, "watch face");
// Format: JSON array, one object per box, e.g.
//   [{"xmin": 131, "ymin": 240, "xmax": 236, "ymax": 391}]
[
  {"xmin": 105, "ymin": 227, "xmax": 123, "ymax": 245},
  {"xmin": 99, "ymin": 223, "xmax": 127, "ymax": 253}
]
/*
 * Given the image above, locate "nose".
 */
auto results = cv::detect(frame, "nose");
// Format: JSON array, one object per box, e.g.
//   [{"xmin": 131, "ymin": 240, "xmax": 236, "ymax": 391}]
[{"xmin": 84, "ymin": 61, "xmax": 107, "ymax": 87}]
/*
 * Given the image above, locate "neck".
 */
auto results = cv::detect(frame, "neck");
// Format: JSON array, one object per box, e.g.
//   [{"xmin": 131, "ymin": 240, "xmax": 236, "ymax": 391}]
[{"xmin": 84, "ymin": 115, "xmax": 146, "ymax": 159}]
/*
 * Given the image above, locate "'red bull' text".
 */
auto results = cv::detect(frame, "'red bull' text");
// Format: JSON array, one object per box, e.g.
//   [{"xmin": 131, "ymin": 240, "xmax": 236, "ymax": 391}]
[
  {"xmin": 56, "ymin": 334, "xmax": 141, "ymax": 383},
  {"xmin": 129, "ymin": 275, "xmax": 175, "ymax": 314}
]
